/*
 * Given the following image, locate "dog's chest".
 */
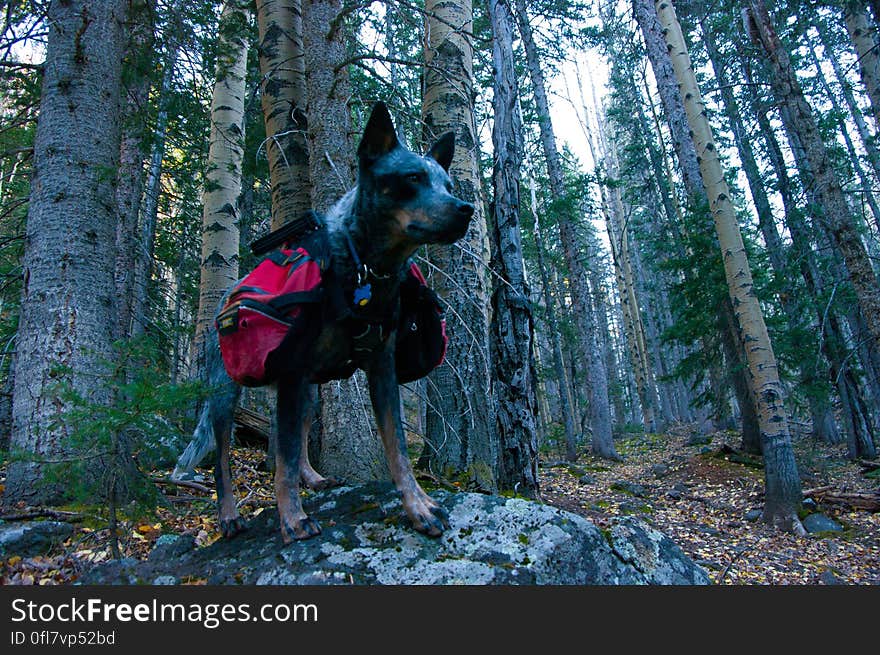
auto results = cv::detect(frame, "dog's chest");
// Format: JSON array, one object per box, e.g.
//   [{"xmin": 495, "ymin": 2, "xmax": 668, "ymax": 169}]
[{"xmin": 305, "ymin": 314, "xmax": 393, "ymax": 382}]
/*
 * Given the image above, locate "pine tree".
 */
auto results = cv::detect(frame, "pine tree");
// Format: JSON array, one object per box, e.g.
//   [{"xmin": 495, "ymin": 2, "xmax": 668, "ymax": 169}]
[{"xmin": 6, "ymin": 0, "xmax": 130, "ymax": 504}]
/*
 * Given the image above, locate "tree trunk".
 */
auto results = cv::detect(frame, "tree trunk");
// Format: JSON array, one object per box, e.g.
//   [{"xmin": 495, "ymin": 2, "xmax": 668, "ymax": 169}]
[
  {"xmin": 748, "ymin": 0, "xmax": 880, "ymax": 353},
  {"xmin": 6, "ymin": 0, "xmax": 129, "ymax": 504},
  {"xmin": 193, "ymin": 1, "xmax": 250, "ymax": 360},
  {"xmin": 844, "ymin": 0, "xmax": 880, "ymax": 131},
  {"xmin": 635, "ymin": 0, "xmax": 755, "ymax": 437},
  {"xmin": 115, "ymin": 0, "xmax": 155, "ymax": 340},
  {"xmin": 131, "ymin": 42, "xmax": 178, "ymax": 338},
  {"xmin": 515, "ymin": 0, "xmax": 617, "ymax": 459},
  {"xmin": 701, "ymin": 20, "xmax": 840, "ymax": 445},
  {"xmin": 658, "ymin": 0, "xmax": 802, "ymax": 530},
  {"xmin": 422, "ymin": 0, "xmax": 497, "ymax": 489},
  {"xmin": 488, "ymin": 0, "xmax": 539, "ymax": 495},
  {"xmin": 528, "ymin": 172, "xmax": 578, "ymax": 461},
  {"xmin": 256, "ymin": 0, "xmax": 312, "ymax": 230},
  {"xmin": 302, "ymin": 0, "xmax": 388, "ymax": 481}
]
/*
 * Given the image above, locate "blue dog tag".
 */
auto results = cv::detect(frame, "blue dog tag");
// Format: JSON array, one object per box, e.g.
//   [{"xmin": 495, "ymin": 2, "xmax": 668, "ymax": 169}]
[{"xmin": 354, "ymin": 283, "xmax": 372, "ymax": 307}]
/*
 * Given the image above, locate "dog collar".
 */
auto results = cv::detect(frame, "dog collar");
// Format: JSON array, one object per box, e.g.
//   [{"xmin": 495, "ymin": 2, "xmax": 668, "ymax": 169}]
[{"xmin": 344, "ymin": 232, "xmax": 392, "ymax": 307}]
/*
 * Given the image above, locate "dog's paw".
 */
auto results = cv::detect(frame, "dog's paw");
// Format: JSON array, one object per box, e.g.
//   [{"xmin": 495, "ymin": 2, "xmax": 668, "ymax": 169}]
[
  {"xmin": 404, "ymin": 498, "xmax": 449, "ymax": 537},
  {"xmin": 281, "ymin": 516, "xmax": 322, "ymax": 543},
  {"xmin": 219, "ymin": 516, "xmax": 248, "ymax": 539},
  {"xmin": 306, "ymin": 475, "xmax": 343, "ymax": 491}
]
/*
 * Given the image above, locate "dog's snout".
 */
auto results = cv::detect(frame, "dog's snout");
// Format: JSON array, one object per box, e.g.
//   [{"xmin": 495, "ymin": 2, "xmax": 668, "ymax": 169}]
[{"xmin": 457, "ymin": 202, "xmax": 474, "ymax": 219}]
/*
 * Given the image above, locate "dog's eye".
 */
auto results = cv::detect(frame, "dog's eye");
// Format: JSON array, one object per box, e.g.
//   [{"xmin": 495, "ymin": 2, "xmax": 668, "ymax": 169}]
[{"xmin": 406, "ymin": 173, "xmax": 423, "ymax": 184}]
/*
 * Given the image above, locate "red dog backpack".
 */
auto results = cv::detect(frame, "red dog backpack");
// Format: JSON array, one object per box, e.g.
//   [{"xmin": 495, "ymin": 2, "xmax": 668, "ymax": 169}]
[{"xmin": 216, "ymin": 227, "xmax": 447, "ymax": 387}]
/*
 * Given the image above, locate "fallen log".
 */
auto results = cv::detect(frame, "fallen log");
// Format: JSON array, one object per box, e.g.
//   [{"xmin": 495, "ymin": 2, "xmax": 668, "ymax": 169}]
[
  {"xmin": 803, "ymin": 486, "xmax": 880, "ymax": 512},
  {"xmin": 234, "ymin": 407, "xmax": 270, "ymax": 444}
]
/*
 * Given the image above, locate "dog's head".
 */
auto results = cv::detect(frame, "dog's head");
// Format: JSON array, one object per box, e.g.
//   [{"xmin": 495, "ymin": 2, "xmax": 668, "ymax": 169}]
[{"xmin": 356, "ymin": 102, "xmax": 474, "ymax": 245}]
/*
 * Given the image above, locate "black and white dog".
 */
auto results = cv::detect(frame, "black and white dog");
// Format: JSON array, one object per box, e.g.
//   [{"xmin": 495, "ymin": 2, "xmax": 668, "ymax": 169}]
[{"xmin": 188, "ymin": 102, "xmax": 473, "ymax": 544}]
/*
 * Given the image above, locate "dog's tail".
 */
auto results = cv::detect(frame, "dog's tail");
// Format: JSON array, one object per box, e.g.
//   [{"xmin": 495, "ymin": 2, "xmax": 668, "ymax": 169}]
[{"xmin": 171, "ymin": 325, "xmax": 242, "ymax": 480}]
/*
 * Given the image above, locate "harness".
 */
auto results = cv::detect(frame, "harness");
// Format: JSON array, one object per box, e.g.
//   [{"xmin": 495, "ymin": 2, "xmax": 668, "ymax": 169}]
[{"xmin": 216, "ymin": 212, "xmax": 447, "ymax": 387}]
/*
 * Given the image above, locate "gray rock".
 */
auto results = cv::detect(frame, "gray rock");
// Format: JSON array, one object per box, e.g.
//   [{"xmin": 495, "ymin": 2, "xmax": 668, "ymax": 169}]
[
  {"xmin": 152, "ymin": 575, "xmax": 179, "ymax": 585},
  {"xmin": 148, "ymin": 534, "xmax": 196, "ymax": 563},
  {"xmin": 818, "ymin": 570, "xmax": 845, "ymax": 585},
  {"xmin": 80, "ymin": 482, "xmax": 709, "ymax": 586},
  {"xmin": 610, "ymin": 519, "xmax": 712, "ymax": 585},
  {"xmin": 578, "ymin": 474, "xmax": 596, "ymax": 485},
  {"xmin": 651, "ymin": 464, "xmax": 670, "ymax": 479},
  {"xmin": 0, "ymin": 521, "xmax": 74, "ymax": 557},
  {"xmin": 666, "ymin": 490, "xmax": 682, "ymax": 500},
  {"xmin": 802, "ymin": 498, "xmax": 817, "ymax": 510},
  {"xmin": 744, "ymin": 509, "xmax": 762, "ymax": 522},
  {"xmin": 687, "ymin": 434, "xmax": 712, "ymax": 446},
  {"xmin": 611, "ymin": 480, "xmax": 649, "ymax": 498},
  {"xmin": 802, "ymin": 513, "xmax": 843, "ymax": 534}
]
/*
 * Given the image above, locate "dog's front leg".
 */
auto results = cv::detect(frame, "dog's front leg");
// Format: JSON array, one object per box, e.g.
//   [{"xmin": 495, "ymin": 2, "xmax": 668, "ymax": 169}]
[
  {"xmin": 274, "ymin": 375, "xmax": 322, "ymax": 543},
  {"xmin": 367, "ymin": 345, "xmax": 448, "ymax": 537}
]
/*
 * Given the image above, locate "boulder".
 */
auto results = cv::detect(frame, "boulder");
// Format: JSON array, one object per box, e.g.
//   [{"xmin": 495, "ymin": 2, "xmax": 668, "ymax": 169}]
[
  {"xmin": 0, "ymin": 521, "xmax": 74, "ymax": 557},
  {"xmin": 802, "ymin": 513, "xmax": 843, "ymax": 534},
  {"xmin": 611, "ymin": 480, "xmax": 649, "ymax": 498},
  {"xmin": 651, "ymin": 464, "xmax": 670, "ymax": 479},
  {"xmin": 81, "ymin": 482, "xmax": 710, "ymax": 585}
]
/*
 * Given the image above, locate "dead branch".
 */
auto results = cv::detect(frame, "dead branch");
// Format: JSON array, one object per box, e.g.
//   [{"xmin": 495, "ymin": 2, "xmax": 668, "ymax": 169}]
[
  {"xmin": 151, "ymin": 476, "xmax": 212, "ymax": 494},
  {"xmin": 803, "ymin": 486, "xmax": 880, "ymax": 512}
]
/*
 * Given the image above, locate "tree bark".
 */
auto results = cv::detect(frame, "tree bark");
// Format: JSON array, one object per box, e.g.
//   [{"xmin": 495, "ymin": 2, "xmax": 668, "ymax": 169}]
[
  {"xmin": 658, "ymin": 0, "xmax": 802, "ymax": 530},
  {"xmin": 6, "ymin": 0, "xmax": 129, "ymax": 504},
  {"xmin": 115, "ymin": 0, "xmax": 155, "ymax": 340},
  {"xmin": 193, "ymin": 1, "xmax": 250, "ymax": 359},
  {"xmin": 131, "ymin": 41, "xmax": 177, "ymax": 338},
  {"xmin": 820, "ymin": 26, "xmax": 880, "ymax": 200},
  {"xmin": 302, "ymin": 0, "xmax": 388, "ymax": 481},
  {"xmin": 635, "ymin": 0, "xmax": 755, "ymax": 437},
  {"xmin": 488, "ymin": 0, "xmax": 539, "ymax": 495},
  {"xmin": 422, "ymin": 0, "xmax": 497, "ymax": 488},
  {"xmin": 256, "ymin": 0, "xmax": 312, "ymax": 230}
]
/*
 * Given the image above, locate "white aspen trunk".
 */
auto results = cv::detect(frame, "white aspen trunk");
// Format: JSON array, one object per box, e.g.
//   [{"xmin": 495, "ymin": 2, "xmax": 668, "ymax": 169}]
[
  {"xmin": 422, "ymin": 0, "xmax": 497, "ymax": 489},
  {"xmin": 657, "ymin": 0, "xmax": 803, "ymax": 530},
  {"xmin": 194, "ymin": 1, "xmax": 250, "ymax": 354},
  {"xmin": 256, "ymin": 0, "xmax": 312, "ymax": 230}
]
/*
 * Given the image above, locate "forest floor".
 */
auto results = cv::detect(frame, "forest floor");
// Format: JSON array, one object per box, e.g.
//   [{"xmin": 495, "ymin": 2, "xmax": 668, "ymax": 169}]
[
  {"xmin": 0, "ymin": 426, "xmax": 878, "ymax": 585},
  {"xmin": 539, "ymin": 426, "xmax": 880, "ymax": 584}
]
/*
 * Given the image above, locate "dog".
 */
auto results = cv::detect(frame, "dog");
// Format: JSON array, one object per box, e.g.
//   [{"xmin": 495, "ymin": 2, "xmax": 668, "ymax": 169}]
[{"xmin": 203, "ymin": 102, "xmax": 474, "ymax": 544}]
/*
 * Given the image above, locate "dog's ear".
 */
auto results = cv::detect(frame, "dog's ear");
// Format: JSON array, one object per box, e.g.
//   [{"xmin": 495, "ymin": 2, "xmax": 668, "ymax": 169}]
[
  {"xmin": 358, "ymin": 101, "xmax": 400, "ymax": 163},
  {"xmin": 426, "ymin": 132, "xmax": 455, "ymax": 172}
]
